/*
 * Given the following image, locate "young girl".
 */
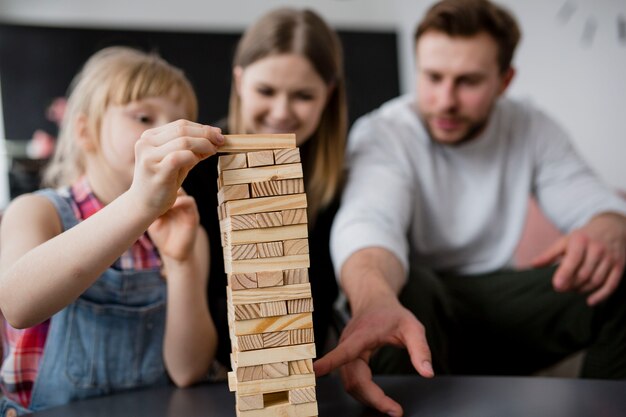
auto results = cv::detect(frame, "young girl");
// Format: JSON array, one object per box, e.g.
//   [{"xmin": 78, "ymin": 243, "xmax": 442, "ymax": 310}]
[
  {"xmin": 183, "ymin": 8, "xmax": 347, "ymax": 367},
  {"xmin": 0, "ymin": 46, "xmax": 223, "ymax": 414}
]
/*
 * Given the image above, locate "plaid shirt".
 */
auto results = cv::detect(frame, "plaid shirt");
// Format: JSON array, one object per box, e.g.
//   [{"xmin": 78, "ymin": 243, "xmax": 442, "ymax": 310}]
[{"xmin": 0, "ymin": 178, "xmax": 162, "ymax": 408}]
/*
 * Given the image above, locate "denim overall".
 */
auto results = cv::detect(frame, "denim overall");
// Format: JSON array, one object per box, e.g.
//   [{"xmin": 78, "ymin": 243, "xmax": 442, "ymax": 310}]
[{"xmin": 0, "ymin": 189, "xmax": 168, "ymax": 416}]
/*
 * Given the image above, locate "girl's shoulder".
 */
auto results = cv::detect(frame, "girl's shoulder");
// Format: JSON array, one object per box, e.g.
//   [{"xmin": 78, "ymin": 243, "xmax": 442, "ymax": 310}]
[{"xmin": 1, "ymin": 191, "xmax": 63, "ymax": 244}]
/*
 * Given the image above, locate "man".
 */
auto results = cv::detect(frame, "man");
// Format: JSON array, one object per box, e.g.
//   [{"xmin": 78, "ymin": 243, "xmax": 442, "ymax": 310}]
[{"xmin": 314, "ymin": 0, "xmax": 626, "ymax": 416}]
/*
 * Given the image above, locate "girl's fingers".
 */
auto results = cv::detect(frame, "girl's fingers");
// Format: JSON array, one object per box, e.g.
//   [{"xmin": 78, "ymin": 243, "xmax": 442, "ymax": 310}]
[
  {"xmin": 139, "ymin": 137, "xmax": 218, "ymax": 166},
  {"xmin": 142, "ymin": 120, "xmax": 224, "ymax": 147},
  {"xmin": 157, "ymin": 150, "xmax": 202, "ymax": 178},
  {"xmin": 141, "ymin": 119, "xmax": 205, "ymax": 138}
]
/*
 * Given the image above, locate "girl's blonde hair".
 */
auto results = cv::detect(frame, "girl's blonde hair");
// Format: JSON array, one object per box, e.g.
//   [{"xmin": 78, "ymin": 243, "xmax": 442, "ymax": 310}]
[
  {"xmin": 43, "ymin": 46, "xmax": 198, "ymax": 187},
  {"xmin": 228, "ymin": 8, "xmax": 347, "ymax": 220}
]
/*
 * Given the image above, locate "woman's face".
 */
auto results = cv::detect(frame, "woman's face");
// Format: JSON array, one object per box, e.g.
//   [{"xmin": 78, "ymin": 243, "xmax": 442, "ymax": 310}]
[{"xmin": 234, "ymin": 53, "xmax": 331, "ymax": 146}]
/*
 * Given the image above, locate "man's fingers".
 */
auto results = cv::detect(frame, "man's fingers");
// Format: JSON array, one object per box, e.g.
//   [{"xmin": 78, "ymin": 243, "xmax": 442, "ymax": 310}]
[
  {"xmin": 573, "ymin": 242, "xmax": 605, "ymax": 288},
  {"xmin": 531, "ymin": 237, "xmax": 567, "ymax": 268},
  {"xmin": 401, "ymin": 321, "xmax": 434, "ymax": 378},
  {"xmin": 587, "ymin": 264, "xmax": 623, "ymax": 306},
  {"xmin": 341, "ymin": 359, "xmax": 403, "ymax": 417},
  {"xmin": 579, "ymin": 257, "xmax": 611, "ymax": 294},
  {"xmin": 552, "ymin": 234, "xmax": 587, "ymax": 291},
  {"xmin": 314, "ymin": 334, "xmax": 371, "ymax": 377}
]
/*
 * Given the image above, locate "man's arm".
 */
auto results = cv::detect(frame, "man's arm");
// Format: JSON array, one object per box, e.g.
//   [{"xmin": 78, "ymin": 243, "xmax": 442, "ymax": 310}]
[
  {"xmin": 317, "ymin": 106, "xmax": 433, "ymax": 416},
  {"xmin": 525, "ymin": 105, "xmax": 626, "ymax": 304},
  {"xmin": 315, "ymin": 247, "xmax": 433, "ymax": 417}
]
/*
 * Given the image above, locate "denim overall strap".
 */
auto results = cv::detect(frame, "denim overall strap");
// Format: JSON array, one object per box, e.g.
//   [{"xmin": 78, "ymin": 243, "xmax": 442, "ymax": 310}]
[
  {"xmin": 35, "ymin": 188, "xmax": 80, "ymax": 230},
  {"xmin": 26, "ymin": 189, "xmax": 168, "ymax": 411},
  {"xmin": 0, "ymin": 397, "xmax": 29, "ymax": 417}
]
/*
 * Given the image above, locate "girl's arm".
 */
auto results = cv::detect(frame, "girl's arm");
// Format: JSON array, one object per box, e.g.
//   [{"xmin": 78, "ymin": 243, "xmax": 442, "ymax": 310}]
[
  {"xmin": 0, "ymin": 190, "xmax": 156, "ymax": 328},
  {"xmin": 0, "ymin": 120, "xmax": 223, "ymax": 329},
  {"xmin": 149, "ymin": 193, "xmax": 217, "ymax": 387}
]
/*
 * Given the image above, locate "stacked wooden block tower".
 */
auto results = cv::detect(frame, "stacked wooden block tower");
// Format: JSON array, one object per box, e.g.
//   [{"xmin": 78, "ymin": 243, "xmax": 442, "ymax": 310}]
[{"xmin": 217, "ymin": 134, "xmax": 318, "ymax": 417}]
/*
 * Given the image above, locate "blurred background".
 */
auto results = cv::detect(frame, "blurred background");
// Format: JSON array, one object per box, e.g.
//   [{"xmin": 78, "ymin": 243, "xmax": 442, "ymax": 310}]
[{"xmin": 0, "ymin": 0, "xmax": 624, "ymax": 209}]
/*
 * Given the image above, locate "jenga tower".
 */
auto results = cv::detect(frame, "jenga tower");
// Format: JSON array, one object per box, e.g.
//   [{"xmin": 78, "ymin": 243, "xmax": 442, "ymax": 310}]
[{"xmin": 217, "ymin": 134, "xmax": 318, "ymax": 417}]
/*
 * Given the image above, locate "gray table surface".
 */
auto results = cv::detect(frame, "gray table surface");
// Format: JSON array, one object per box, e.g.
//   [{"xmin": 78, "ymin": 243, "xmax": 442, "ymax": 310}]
[{"xmin": 25, "ymin": 375, "xmax": 626, "ymax": 417}]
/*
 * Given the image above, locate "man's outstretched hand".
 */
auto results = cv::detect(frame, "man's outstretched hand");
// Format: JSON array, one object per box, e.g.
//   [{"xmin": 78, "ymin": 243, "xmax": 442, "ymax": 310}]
[{"xmin": 314, "ymin": 297, "xmax": 434, "ymax": 417}]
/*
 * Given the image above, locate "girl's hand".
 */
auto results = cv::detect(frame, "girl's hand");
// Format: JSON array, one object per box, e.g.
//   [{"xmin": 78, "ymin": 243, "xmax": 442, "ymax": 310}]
[
  {"xmin": 148, "ymin": 189, "xmax": 199, "ymax": 263},
  {"xmin": 130, "ymin": 120, "xmax": 224, "ymax": 217}
]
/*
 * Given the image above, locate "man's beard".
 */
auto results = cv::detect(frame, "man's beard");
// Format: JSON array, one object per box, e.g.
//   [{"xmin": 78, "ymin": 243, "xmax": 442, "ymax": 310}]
[{"xmin": 420, "ymin": 113, "xmax": 489, "ymax": 146}]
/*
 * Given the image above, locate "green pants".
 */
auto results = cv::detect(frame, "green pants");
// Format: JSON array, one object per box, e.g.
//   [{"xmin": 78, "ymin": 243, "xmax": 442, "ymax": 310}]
[{"xmin": 370, "ymin": 265, "xmax": 626, "ymax": 378}]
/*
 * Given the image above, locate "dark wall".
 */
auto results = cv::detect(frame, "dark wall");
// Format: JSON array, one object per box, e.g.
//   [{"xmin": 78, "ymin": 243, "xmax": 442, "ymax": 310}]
[{"xmin": 0, "ymin": 23, "xmax": 400, "ymax": 141}]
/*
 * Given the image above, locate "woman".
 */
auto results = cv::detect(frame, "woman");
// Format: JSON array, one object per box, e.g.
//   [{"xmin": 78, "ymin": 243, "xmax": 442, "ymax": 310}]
[{"xmin": 184, "ymin": 7, "xmax": 347, "ymax": 368}]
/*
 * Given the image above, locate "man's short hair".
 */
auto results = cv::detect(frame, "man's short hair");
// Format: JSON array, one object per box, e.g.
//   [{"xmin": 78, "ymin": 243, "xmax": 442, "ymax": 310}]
[{"xmin": 414, "ymin": 0, "xmax": 521, "ymax": 73}]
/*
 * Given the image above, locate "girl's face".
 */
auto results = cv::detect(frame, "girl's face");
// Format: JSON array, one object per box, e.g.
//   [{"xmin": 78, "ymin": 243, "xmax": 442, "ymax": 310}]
[
  {"xmin": 234, "ymin": 53, "xmax": 332, "ymax": 146},
  {"xmin": 87, "ymin": 95, "xmax": 186, "ymax": 194}
]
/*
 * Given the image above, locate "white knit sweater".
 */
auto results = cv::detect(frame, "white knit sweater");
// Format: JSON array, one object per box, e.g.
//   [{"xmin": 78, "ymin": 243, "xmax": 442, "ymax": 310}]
[{"xmin": 331, "ymin": 94, "xmax": 626, "ymax": 275}]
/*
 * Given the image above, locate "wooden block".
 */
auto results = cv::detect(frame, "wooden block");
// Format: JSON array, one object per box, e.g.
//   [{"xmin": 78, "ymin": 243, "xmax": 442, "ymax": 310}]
[
  {"xmin": 230, "ymin": 224, "xmax": 308, "ymax": 245},
  {"xmin": 230, "ymin": 283, "xmax": 311, "ymax": 305},
  {"xmin": 288, "ymin": 359, "xmax": 313, "ymax": 375},
  {"xmin": 230, "ymin": 214, "xmax": 259, "ymax": 230},
  {"xmin": 234, "ymin": 343, "xmax": 316, "ymax": 367},
  {"xmin": 274, "ymin": 148, "xmax": 301, "ymax": 164},
  {"xmin": 227, "ymin": 254, "xmax": 310, "ymax": 274},
  {"xmin": 287, "ymin": 298, "xmax": 314, "ymax": 314},
  {"xmin": 263, "ymin": 361, "xmax": 289, "ymax": 379},
  {"xmin": 219, "ymin": 134, "xmax": 296, "ymax": 153},
  {"xmin": 247, "ymin": 150, "xmax": 274, "ymax": 167},
  {"xmin": 232, "ymin": 244, "xmax": 259, "ymax": 260},
  {"xmin": 279, "ymin": 178, "xmax": 305, "ymax": 195},
  {"xmin": 225, "ymin": 194, "xmax": 307, "ymax": 216},
  {"xmin": 229, "ymin": 371, "xmax": 316, "ymax": 395},
  {"xmin": 237, "ymin": 398, "xmax": 318, "ymax": 417},
  {"xmin": 290, "ymin": 328, "xmax": 314, "ymax": 345},
  {"xmin": 218, "ymin": 203, "xmax": 227, "ymax": 221},
  {"xmin": 283, "ymin": 269, "xmax": 309, "ymax": 285},
  {"xmin": 229, "ymin": 273, "xmax": 258, "ymax": 290},
  {"xmin": 238, "ymin": 334, "xmax": 264, "ymax": 351},
  {"xmin": 263, "ymin": 331, "xmax": 290, "ymax": 348},
  {"xmin": 283, "ymin": 239, "xmax": 309, "ymax": 256},
  {"xmin": 221, "ymin": 163, "xmax": 303, "ymax": 187},
  {"xmin": 250, "ymin": 181, "xmax": 279, "ymax": 198},
  {"xmin": 218, "ymin": 184, "xmax": 250, "ymax": 205},
  {"xmin": 218, "ymin": 153, "xmax": 247, "ymax": 173},
  {"xmin": 233, "ymin": 312, "xmax": 313, "ymax": 336},
  {"xmin": 257, "ymin": 241, "xmax": 284, "ymax": 258},
  {"xmin": 263, "ymin": 391, "xmax": 289, "ymax": 408},
  {"xmin": 237, "ymin": 393, "xmax": 264, "ymax": 411},
  {"xmin": 289, "ymin": 387, "xmax": 316, "ymax": 405},
  {"xmin": 260, "ymin": 301, "xmax": 288, "ymax": 317},
  {"xmin": 257, "ymin": 271, "xmax": 284, "ymax": 288},
  {"xmin": 256, "ymin": 212, "xmax": 283, "ymax": 228},
  {"xmin": 234, "ymin": 303, "xmax": 262, "ymax": 320},
  {"xmin": 282, "ymin": 208, "xmax": 307, "ymax": 225},
  {"xmin": 251, "ymin": 178, "xmax": 305, "ymax": 198},
  {"xmin": 236, "ymin": 365, "xmax": 264, "ymax": 382}
]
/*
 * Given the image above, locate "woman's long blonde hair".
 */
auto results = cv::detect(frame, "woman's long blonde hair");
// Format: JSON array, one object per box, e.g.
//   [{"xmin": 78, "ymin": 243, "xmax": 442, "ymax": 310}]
[
  {"xmin": 43, "ymin": 46, "xmax": 197, "ymax": 188},
  {"xmin": 228, "ymin": 8, "xmax": 347, "ymax": 220}
]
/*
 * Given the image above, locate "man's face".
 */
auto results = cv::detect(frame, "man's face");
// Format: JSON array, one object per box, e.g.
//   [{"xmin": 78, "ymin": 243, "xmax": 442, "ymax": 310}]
[{"xmin": 416, "ymin": 31, "xmax": 513, "ymax": 145}]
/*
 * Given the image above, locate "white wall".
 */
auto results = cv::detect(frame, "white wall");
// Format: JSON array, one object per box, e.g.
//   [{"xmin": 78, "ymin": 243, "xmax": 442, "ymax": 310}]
[{"xmin": 0, "ymin": 0, "xmax": 625, "ymax": 191}]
